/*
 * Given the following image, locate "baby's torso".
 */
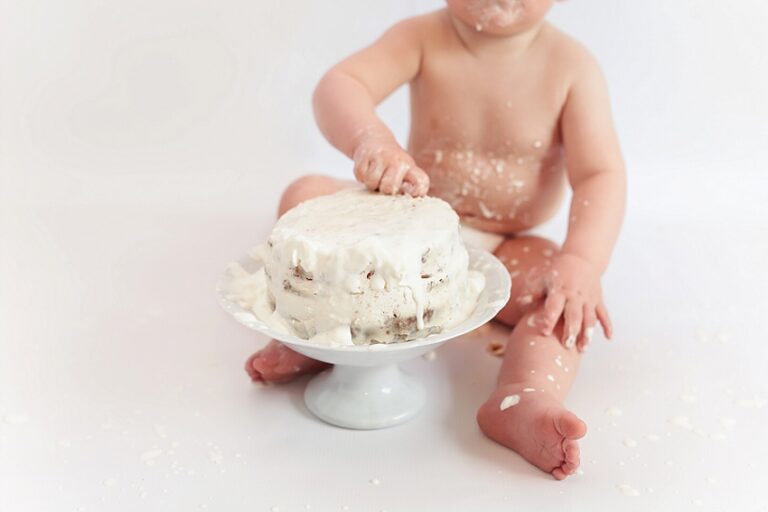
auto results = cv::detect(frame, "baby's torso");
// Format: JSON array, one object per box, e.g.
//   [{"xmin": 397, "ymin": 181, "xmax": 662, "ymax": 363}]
[{"xmin": 408, "ymin": 16, "xmax": 571, "ymax": 234}]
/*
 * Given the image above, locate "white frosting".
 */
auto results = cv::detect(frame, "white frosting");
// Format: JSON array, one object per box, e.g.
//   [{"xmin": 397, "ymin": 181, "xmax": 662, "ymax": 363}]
[
  {"xmin": 227, "ymin": 190, "xmax": 485, "ymax": 346},
  {"xmin": 616, "ymin": 484, "xmax": 640, "ymax": 497},
  {"xmin": 499, "ymin": 394, "xmax": 520, "ymax": 410},
  {"xmin": 466, "ymin": 0, "xmax": 525, "ymax": 30},
  {"xmin": 623, "ymin": 438, "xmax": 638, "ymax": 448}
]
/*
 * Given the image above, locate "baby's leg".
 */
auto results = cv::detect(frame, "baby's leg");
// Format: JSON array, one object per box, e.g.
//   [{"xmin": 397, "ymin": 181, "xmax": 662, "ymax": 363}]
[
  {"xmin": 246, "ymin": 175, "xmax": 355, "ymax": 383},
  {"xmin": 477, "ymin": 237, "xmax": 587, "ymax": 480}
]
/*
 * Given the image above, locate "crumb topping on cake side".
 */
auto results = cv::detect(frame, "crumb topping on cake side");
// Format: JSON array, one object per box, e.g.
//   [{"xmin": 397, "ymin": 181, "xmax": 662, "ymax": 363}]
[{"xmin": 226, "ymin": 189, "xmax": 485, "ymax": 346}]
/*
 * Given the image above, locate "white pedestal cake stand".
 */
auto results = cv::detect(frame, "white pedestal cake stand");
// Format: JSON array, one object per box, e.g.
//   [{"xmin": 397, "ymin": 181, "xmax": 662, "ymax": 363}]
[{"xmin": 217, "ymin": 246, "xmax": 510, "ymax": 430}]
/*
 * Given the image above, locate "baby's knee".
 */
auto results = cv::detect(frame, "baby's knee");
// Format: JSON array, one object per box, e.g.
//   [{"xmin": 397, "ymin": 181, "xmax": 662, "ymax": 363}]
[
  {"xmin": 511, "ymin": 235, "xmax": 559, "ymax": 256},
  {"xmin": 494, "ymin": 236, "xmax": 559, "ymax": 272},
  {"xmin": 279, "ymin": 174, "xmax": 344, "ymax": 215},
  {"xmin": 493, "ymin": 236, "xmax": 560, "ymax": 326}
]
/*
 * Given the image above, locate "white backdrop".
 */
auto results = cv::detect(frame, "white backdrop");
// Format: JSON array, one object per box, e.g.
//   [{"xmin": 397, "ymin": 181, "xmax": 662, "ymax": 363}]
[
  {"xmin": 2, "ymin": 0, "xmax": 768, "ymax": 210},
  {"xmin": 2, "ymin": 2, "xmax": 768, "ymax": 511}
]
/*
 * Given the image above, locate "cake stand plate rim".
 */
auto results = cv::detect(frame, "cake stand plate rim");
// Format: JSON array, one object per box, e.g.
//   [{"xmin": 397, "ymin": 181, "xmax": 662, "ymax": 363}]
[{"xmin": 216, "ymin": 245, "xmax": 511, "ymax": 354}]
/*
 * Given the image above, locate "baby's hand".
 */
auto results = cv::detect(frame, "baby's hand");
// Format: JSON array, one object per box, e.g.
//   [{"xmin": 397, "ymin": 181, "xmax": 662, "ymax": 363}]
[
  {"xmin": 540, "ymin": 253, "xmax": 613, "ymax": 351},
  {"xmin": 353, "ymin": 138, "xmax": 430, "ymax": 196}
]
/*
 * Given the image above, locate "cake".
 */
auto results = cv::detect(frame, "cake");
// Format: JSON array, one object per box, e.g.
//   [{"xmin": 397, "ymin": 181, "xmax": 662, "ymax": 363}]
[{"xmin": 226, "ymin": 189, "xmax": 485, "ymax": 346}]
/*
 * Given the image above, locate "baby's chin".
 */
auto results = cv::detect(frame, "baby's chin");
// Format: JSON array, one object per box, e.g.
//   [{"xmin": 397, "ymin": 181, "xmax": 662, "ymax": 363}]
[
  {"xmin": 473, "ymin": 20, "xmax": 528, "ymax": 36},
  {"xmin": 446, "ymin": 0, "xmax": 551, "ymax": 36}
]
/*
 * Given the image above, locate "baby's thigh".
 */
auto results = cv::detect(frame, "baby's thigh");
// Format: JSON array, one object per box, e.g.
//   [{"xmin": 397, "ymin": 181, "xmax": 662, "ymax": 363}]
[
  {"xmin": 279, "ymin": 174, "xmax": 358, "ymax": 215},
  {"xmin": 493, "ymin": 235, "xmax": 559, "ymax": 327}
]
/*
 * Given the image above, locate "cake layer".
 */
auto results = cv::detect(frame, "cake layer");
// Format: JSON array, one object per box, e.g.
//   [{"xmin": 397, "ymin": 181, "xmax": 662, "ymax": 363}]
[{"xmin": 229, "ymin": 189, "xmax": 485, "ymax": 346}]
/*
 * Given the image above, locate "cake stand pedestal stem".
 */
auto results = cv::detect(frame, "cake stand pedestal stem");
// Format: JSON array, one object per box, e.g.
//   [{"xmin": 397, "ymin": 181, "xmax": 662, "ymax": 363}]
[{"xmin": 303, "ymin": 363, "xmax": 426, "ymax": 430}]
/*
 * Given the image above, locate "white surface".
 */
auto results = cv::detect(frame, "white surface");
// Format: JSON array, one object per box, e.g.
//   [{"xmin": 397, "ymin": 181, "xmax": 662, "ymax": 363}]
[{"xmin": 2, "ymin": 0, "xmax": 768, "ymax": 511}]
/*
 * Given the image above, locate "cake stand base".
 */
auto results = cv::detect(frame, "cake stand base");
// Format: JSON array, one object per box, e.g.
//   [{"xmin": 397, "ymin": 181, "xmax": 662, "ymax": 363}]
[{"xmin": 304, "ymin": 363, "xmax": 426, "ymax": 430}]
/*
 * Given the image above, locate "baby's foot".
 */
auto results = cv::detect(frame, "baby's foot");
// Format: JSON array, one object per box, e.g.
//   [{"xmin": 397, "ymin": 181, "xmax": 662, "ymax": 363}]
[
  {"xmin": 476, "ymin": 385, "xmax": 586, "ymax": 480},
  {"xmin": 245, "ymin": 340, "xmax": 330, "ymax": 383}
]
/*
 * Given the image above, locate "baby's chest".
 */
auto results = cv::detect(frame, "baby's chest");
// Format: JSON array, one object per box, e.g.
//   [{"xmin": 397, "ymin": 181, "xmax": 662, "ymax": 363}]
[{"xmin": 412, "ymin": 57, "xmax": 567, "ymax": 145}]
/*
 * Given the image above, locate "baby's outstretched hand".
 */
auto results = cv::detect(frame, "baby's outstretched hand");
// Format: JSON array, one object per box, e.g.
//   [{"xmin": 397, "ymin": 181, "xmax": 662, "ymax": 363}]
[
  {"xmin": 540, "ymin": 253, "xmax": 613, "ymax": 351},
  {"xmin": 353, "ymin": 138, "xmax": 430, "ymax": 196}
]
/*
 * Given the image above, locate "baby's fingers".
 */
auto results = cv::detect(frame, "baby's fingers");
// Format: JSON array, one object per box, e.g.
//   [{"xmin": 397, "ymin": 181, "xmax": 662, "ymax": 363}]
[
  {"xmin": 596, "ymin": 302, "xmax": 613, "ymax": 340},
  {"xmin": 379, "ymin": 163, "xmax": 409, "ymax": 195},
  {"xmin": 353, "ymin": 154, "xmax": 371, "ymax": 183},
  {"xmin": 542, "ymin": 292, "xmax": 565, "ymax": 336},
  {"xmin": 563, "ymin": 300, "xmax": 582, "ymax": 349},
  {"xmin": 363, "ymin": 158, "xmax": 385, "ymax": 191},
  {"xmin": 402, "ymin": 166, "xmax": 430, "ymax": 197},
  {"xmin": 578, "ymin": 304, "xmax": 596, "ymax": 352}
]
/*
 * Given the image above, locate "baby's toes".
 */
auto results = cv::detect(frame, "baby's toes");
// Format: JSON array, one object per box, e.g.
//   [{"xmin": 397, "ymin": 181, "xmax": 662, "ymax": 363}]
[
  {"xmin": 244, "ymin": 353, "xmax": 265, "ymax": 382},
  {"xmin": 561, "ymin": 438, "xmax": 581, "ymax": 474},
  {"xmin": 550, "ymin": 440, "xmax": 580, "ymax": 480},
  {"xmin": 245, "ymin": 341, "xmax": 286, "ymax": 380},
  {"xmin": 555, "ymin": 410, "xmax": 588, "ymax": 440},
  {"xmin": 247, "ymin": 353, "xmax": 279, "ymax": 382},
  {"xmin": 272, "ymin": 350, "xmax": 328, "ymax": 376}
]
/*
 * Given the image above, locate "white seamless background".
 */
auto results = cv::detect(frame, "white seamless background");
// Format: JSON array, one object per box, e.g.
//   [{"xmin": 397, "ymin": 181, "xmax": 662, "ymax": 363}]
[
  {"xmin": 2, "ymin": 0, "xmax": 767, "ymax": 214},
  {"xmin": 2, "ymin": 2, "xmax": 767, "ymax": 511}
]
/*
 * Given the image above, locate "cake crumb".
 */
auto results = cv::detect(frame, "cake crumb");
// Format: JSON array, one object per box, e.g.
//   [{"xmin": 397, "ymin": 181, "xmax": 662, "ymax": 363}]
[
  {"xmin": 2, "ymin": 412, "xmax": 29, "ymax": 425},
  {"xmin": 486, "ymin": 339, "xmax": 506, "ymax": 357},
  {"xmin": 616, "ymin": 484, "xmax": 639, "ymax": 496}
]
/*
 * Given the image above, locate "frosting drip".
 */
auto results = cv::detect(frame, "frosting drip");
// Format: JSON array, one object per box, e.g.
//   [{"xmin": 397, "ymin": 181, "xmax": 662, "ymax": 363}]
[{"xmin": 227, "ymin": 189, "xmax": 485, "ymax": 346}]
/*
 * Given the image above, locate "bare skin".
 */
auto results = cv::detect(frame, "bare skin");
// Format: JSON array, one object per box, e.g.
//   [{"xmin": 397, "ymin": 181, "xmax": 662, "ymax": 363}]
[{"xmin": 247, "ymin": 0, "xmax": 626, "ymax": 480}]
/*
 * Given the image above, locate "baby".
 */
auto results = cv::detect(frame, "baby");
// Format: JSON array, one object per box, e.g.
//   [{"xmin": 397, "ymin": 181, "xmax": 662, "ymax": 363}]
[{"xmin": 246, "ymin": 0, "xmax": 625, "ymax": 480}]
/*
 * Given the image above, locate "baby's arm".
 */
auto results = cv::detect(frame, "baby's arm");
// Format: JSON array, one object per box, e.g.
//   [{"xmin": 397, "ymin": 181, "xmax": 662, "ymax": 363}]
[
  {"xmin": 313, "ymin": 19, "xmax": 430, "ymax": 196},
  {"xmin": 541, "ymin": 51, "xmax": 627, "ymax": 348}
]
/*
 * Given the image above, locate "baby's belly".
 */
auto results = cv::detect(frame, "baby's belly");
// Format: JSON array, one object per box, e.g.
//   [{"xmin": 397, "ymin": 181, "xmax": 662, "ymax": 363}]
[{"xmin": 414, "ymin": 146, "xmax": 567, "ymax": 234}]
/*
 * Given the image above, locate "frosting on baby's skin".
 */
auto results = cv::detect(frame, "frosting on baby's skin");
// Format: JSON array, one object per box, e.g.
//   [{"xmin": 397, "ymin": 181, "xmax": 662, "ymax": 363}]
[
  {"xmin": 499, "ymin": 394, "xmax": 521, "ymax": 410},
  {"xmin": 227, "ymin": 190, "xmax": 484, "ymax": 346},
  {"xmin": 467, "ymin": 0, "xmax": 526, "ymax": 31},
  {"xmin": 419, "ymin": 143, "xmax": 557, "ymax": 223}
]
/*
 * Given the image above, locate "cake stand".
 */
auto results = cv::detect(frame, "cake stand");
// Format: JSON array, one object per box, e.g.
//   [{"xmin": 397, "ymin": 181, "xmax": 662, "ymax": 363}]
[{"xmin": 217, "ymin": 246, "xmax": 510, "ymax": 430}]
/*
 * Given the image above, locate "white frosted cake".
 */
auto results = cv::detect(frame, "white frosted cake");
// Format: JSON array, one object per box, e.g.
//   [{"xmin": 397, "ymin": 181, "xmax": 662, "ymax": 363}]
[{"xmin": 226, "ymin": 189, "xmax": 485, "ymax": 346}]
